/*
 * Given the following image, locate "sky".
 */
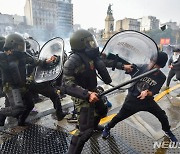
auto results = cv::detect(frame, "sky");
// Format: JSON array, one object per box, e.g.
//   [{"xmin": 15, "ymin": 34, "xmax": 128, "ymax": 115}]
[{"xmin": 0, "ymin": 0, "xmax": 180, "ymax": 30}]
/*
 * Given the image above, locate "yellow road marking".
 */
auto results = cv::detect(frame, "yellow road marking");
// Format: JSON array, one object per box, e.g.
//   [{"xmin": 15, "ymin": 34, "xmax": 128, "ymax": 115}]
[
  {"xmin": 154, "ymin": 83, "xmax": 180, "ymax": 102},
  {"xmin": 70, "ymin": 84, "xmax": 180, "ymax": 135},
  {"xmin": 69, "ymin": 114, "xmax": 117, "ymax": 135},
  {"xmin": 99, "ymin": 114, "xmax": 116, "ymax": 125},
  {"xmin": 70, "ymin": 129, "xmax": 77, "ymax": 135}
]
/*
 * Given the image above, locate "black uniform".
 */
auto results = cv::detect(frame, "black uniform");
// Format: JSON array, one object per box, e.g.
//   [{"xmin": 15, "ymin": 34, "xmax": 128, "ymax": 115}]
[
  {"xmin": 0, "ymin": 51, "xmax": 45, "ymax": 126},
  {"xmin": 27, "ymin": 81, "xmax": 66, "ymax": 121},
  {"xmin": 63, "ymin": 51, "xmax": 125, "ymax": 154},
  {"xmin": 64, "ymin": 29, "xmax": 128, "ymax": 154},
  {"xmin": 26, "ymin": 50, "xmax": 67, "ymax": 121}
]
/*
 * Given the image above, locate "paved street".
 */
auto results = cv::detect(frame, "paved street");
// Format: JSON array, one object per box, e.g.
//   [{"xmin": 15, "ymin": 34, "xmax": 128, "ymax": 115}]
[{"xmin": 0, "ymin": 68, "xmax": 179, "ymax": 153}]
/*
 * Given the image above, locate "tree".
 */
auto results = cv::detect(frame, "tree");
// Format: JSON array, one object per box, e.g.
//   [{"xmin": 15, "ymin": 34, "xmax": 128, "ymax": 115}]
[{"xmin": 145, "ymin": 28, "xmax": 177, "ymax": 45}]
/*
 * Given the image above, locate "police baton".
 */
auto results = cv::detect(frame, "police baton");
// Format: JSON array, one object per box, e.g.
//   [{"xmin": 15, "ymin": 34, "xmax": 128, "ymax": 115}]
[{"xmin": 99, "ymin": 68, "xmax": 158, "ymax": 97}]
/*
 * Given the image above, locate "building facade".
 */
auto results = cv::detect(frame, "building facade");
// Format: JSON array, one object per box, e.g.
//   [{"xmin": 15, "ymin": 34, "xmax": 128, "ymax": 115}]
[
  {"xmin": 24, "ymin": 0, "xmax": 73, "ymax": 39},
  {"xmin": 138, "ymin": 16, "xmax": 160, "ymax": 32},
  {"xmin": 0, "ymin": 13, "xmax": 27, "ymax": 36},
  {"xmin": 56, "ymin": 0, "xmax": 73, "ymax": 37},
  {"xmin": 116, "ymin": 18, "xmax": 140, "ymax": 32},
  {"xmin": 162, "ymin": 21, "xmax": 179, "ymax": 30}
]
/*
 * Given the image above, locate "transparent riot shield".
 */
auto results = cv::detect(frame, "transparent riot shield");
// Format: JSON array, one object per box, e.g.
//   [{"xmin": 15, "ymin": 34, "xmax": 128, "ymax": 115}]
[
  {"xmin": 34, "ymin": 37, "xmax": 64, "ymax": 83},
  {"xmin": 26, "ymin": 37, "xmax": 40, "ymax": 58},
  {"xmin": 101, "ymin": 30, "xmax": 158, "ymax": 87}
]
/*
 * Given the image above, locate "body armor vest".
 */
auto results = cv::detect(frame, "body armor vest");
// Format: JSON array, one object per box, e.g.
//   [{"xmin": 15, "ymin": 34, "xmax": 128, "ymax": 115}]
[{"xmin": 74, "ymin": 52, "xmax": 97, "ymax": 91}]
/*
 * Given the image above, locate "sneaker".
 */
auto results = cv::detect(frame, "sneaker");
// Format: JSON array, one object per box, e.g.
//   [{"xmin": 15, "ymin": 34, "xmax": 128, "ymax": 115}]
[
  {"xmin": 107, "ymin": 100, "xmax": 112, "ymax": 108},
  {"xmin": 67, "ymin": 114, "xmax": 78, "ymax": 123},
  {"xmin": 102, "ymin": 124, "xmax": 110, "ymax": 139},
  {"xmin": 165, "ymin": 131, "xmax": 178, "ymax": 142}
]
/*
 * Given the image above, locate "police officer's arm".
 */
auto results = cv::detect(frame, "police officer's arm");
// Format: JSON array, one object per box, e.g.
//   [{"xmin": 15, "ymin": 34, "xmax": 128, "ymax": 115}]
[
  {"xmin": 22, "ymin": 52, "xmax": 44, "ymax": 66},
  {"xmin": 62, "ymin": 56, "xmax": 98, "ymax": 101},
  {"xmin": 23, "ymin": 52, "xmax": 56, "ymax": 67},
  {"xmin": 101, "ymin": 54, "xmax": 133, "ymax": 72}
]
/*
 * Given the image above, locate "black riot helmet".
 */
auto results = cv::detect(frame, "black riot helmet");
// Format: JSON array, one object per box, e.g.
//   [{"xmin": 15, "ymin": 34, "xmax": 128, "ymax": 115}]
[
  {"xmin": 70, "ymin": 29, "xmax": 100, "ymax": 59},
  {"xmin": 0, "ymin": 36, "xmax": 5, "ymax": 51},
  {"xmin": 4, "ymin": 33, "xmax": 25, "ymax": 52},
  {"xmin": 70, "ymin": 29, "xmax": 98, "ymax": 51}
]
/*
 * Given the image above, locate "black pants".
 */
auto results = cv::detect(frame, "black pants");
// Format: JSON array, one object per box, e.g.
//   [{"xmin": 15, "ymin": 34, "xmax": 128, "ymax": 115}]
[
  {"xmin": 0, "ymin": 90, "xmax": 34, "ymax": 123},
  {"xmin": 18, "ymin": 91, "xmax": 34, "ymax": 123},
  {"xmin": 108, "ymin": 97, "xmax": 171, "ymax": 132},
  {"xmin": 166, "ymin": 69, "xmax": 176, "ymax": 87},
  {"xmin": 67, "ymin": 105, "xmax": 102, "ymax": 154},
  {"xmin": 28, "ymin": 82, "xmax": 63, "ymax": 116}
]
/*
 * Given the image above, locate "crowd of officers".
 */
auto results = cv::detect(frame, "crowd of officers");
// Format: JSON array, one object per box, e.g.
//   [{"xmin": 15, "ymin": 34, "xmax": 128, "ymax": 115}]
[
  {"xmin": 0, "ymin": 34, "xmax": 66, "ymax": 126},
  {"xmin": 0, "ymin": 29, "xmax": 179, "ymax": 154}
]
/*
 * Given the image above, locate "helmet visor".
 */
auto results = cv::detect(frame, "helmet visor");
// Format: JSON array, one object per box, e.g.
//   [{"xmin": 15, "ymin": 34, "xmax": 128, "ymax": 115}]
[{"xmin": 84, "ymin": 35, "xmax": 98, "ymax": 49}]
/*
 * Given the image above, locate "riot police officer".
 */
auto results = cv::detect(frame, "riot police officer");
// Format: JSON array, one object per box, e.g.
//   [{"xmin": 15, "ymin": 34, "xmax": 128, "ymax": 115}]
[
  {"xmin": 63, "ymin": 29, "xmax": 132, "ymax": 154},
  {"xmin": 0, "ymin": 33, "xmax": 56, "ymax": 126},
  {"xmin": 0, "ymin": 34, "xmax": 29, "ymax": 125},
  {"xmin": 25, "ymin": 41, "xmax": 67, "ymax": 121}
]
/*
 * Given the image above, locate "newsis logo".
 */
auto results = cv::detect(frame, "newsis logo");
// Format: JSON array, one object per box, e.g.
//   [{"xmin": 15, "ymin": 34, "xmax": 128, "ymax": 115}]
[{"xmin": 153, "ymin": 141, "xmax": 180, "ymax": 149}]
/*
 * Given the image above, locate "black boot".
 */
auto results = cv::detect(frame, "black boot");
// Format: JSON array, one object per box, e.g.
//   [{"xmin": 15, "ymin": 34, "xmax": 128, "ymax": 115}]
[
  {"xmin": 67, "ymin": 135, "xmax": 85, "ymax": 154},
  {"xmin": 94, "ymin": 116, "xmax": 104, "ymax": 132},
  {"xmin": 18, "ymin": 110, "xmax": 31, "ymax": 126},
  {"xmin": 55, "ymin": 101, "xmax": 67, "ymax": 121},
  {"xmin": 56, "ymin": 110, "xmax": 67, "ymax": 121},
  {"xmin": 0, "ymin": 106, "xmax": 24, "ymax": 117}
]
